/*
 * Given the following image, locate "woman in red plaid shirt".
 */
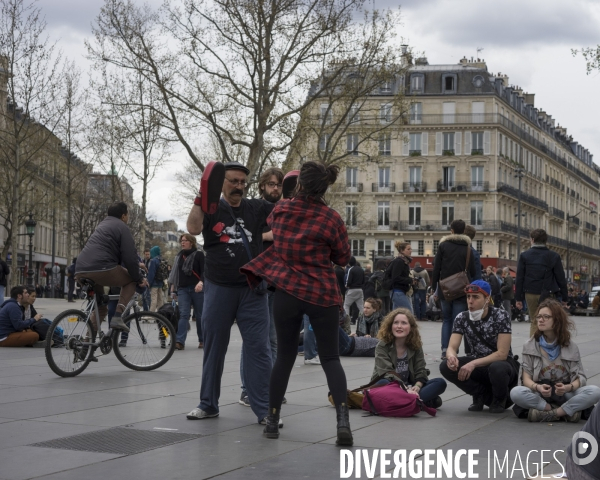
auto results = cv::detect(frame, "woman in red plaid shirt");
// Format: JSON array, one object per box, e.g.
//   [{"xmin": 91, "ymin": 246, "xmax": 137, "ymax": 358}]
[{"xmin": 241, "ymin": 161, "xmax": 353, "ymax": 446}]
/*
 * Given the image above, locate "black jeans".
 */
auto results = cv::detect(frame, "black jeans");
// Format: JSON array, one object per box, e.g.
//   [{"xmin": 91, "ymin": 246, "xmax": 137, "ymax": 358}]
[
  {"xmin": 439, "ymin": 356, "xmax": 517, "ymax": 404},
  {"xmin": 270, "ymin": 289, "xmax": 348, "ymax": 409}
]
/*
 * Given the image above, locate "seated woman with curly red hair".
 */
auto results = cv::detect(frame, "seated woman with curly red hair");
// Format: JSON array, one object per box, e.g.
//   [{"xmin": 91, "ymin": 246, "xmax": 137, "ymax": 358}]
[
  {"xmin": 510, "ymin": 299, "xmax": 600, "ymax": 422},
  {"xmin": 371, "ymin": 308, "xmax": 446, "ymax": 408}
]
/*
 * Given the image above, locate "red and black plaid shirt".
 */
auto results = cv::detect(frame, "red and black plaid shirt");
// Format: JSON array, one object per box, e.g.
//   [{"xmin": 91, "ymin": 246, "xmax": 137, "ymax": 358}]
[{"xmin": 241, "ymin": 196, "xmax": 351, "ymax": 308}]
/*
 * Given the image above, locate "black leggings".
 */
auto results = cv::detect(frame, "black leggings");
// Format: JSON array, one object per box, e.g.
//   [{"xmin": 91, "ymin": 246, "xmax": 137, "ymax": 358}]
[{"xmin": 270, "ymin": 289, "xmax": 348, "ymax": 409}]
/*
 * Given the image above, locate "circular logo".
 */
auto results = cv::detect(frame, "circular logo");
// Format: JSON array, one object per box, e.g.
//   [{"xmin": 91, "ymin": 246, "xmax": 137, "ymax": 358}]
[{"xmin": 572, "ymin": 432, "xmax": 599, "ymax": 466}]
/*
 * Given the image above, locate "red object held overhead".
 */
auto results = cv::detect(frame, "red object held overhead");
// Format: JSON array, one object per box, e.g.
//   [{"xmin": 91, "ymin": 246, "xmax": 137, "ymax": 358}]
[{"xmin": 200, "ymin": 161, "xmax": 226, "ymax": 214}]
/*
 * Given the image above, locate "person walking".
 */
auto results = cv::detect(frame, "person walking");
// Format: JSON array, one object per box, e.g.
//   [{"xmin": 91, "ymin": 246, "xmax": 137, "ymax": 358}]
[
  {"xmin": 412, "ymin": 262, "xmax": 429, "ymax": 321},
  {"xmin": 241, "ymin": 161, "xmax": 354, "ymax": 446},
  {"xmin": 169, "ymin": 234, "xmax": 205, "ymax": 351},
  {"xmin": 343, "ymin": 257, "xmax": 364, "ymax": 320},
  {"xmin": 66, "ymin": 257, "xmax": 77, "ymax": 302},
  {"xmin": 486, "ymin": 266, "xmax": 502, "ymax": 308},
  {"xmin": 387, "ymin": 241, "xmax": 415, "ymax": 312},
  {"xmin": 147, "ymin": 246, "xmax": 166, "ymax": 312},
  {"xmin": 431, "ymin": 219, "xmax": 477, "ymax": 358},
  {"xmin": 500, "ymin": 267, "xmax": 514, "ymax": 315},
  {"xmin": 515, "ymin": 229, "xmax": 568, "ymax": 337},
  {"xmin": 0, "ymin": 255, "xmax": 9, "ymax": 305}
]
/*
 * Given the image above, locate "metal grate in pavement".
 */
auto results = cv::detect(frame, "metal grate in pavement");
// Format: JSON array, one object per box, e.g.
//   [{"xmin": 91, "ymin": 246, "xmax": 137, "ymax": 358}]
[{"xmin": 29, "ymin": 427, "xmax": 203, "ymax": 455}]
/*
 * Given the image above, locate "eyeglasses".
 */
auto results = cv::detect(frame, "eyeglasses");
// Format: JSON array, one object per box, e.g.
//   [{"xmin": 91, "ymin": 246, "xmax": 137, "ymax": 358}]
[
  {"xmin": 225, "ymin": 177, "xmax": 248, "ymax": 187},
  {"xmin": 535, "ymin": 314, "xmax": 552, "ymax": 321},
  {"xmin": 266, "ymin": 182, "xmax": 283, "ymax": 189}
]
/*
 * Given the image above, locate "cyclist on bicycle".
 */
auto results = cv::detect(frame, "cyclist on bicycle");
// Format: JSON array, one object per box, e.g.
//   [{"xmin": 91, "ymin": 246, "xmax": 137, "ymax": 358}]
[{"xmin": 75, "ymin": 202, "xmax": 148, "ymax": 333}]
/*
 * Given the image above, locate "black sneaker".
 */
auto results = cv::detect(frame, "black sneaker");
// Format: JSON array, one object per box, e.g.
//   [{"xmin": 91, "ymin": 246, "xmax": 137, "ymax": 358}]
[
  {"xmin": 468, "ymin": 396, "xmax": 484, "ymax": 412},
  {"xmin": 239, "ymin": 393, "xmax": 250, "ymax": 407},
  {"xmin": 118, "ymin": 341, "xmax": 127, "ymax": 348},
  {"xmin": 489, "ymin": 398, "xmax": 507, "ymax": 414},
  {"xmin": 425, "ymin": 396, "xmax": 443, "ymax": 409}
]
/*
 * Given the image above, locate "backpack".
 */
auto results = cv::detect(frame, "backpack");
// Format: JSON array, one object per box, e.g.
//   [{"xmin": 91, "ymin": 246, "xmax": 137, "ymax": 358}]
[
  {"xmin": 157, "ymin": 301, "xmax": 179, "ymax": 333},
  {"xmin": 154, "ymin": 259, "xmax": 169, "ymax": 283},
  {"xmin": 413, "ymin": 272, "xmax": 426, "ymax": 289},
  {"xmin": 362, "ymin": 379, "xmax": 437, "ymax": 418},
  {"xmin": 382, "ymin": 260, "xmax": 396, "ymax": 291},
  {"xmin": 369, "ymin": 271, "xmax": 385, "ymax": 293}
]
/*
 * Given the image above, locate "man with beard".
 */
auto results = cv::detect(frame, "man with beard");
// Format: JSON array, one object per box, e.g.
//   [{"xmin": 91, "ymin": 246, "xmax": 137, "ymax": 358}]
[
  {"xmin": 186, "ymin": 162, "xmax": 278, "ymax": 428},
  {"xmin": 239, "ymin": 167, "xmax": 284, "ymax": 407}
]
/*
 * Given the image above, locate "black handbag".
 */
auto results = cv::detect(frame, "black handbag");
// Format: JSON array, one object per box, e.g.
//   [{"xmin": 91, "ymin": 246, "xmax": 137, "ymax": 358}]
[{"xmin": 31, "ymin": 320, "xmax": 50, "ymax": 341}]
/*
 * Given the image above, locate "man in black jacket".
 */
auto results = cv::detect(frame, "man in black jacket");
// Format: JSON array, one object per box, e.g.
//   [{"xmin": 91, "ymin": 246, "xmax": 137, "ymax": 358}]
[
  {"xmin": 515, "ymin": 228, "xmax": 567, "ymax": 337},
  {"xmin": 0, "ymin": 255, "xmax": 9, "ymax": 305},
  {"xmin": 486, "ymin": 266, "xmax": 501, "ymax": 307},
  {"xmin": 75, "ymin": 202, "xmax": 147, "ymax": 332},
  {"xmin": 343, "ymin": 257, "xmax": 365, "ymax": 318},
  {"xmin": 432, "ymin": 219, "xmax": 477, "ymax": 358}
]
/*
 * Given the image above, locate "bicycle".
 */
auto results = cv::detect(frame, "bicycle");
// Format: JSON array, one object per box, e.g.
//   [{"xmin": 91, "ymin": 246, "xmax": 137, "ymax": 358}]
[{"xmin": 45, "ymin": 277, "xmax": 176, "ymax": 377}]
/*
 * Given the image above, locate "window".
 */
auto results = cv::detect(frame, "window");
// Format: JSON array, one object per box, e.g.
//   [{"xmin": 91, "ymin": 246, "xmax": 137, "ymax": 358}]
[
  {"xmin": 379, "ymin": 134, "xmax": 391, "ymax": 156},
  {"xmin": 347, "ymin": 134, "xmax": 359, "ymax": 155},
  {"xmin": 410, "ymin": 74, "xmax": 424, "ymax": 93},
  {"xmin": 472, "ymin": 75, "xmax": 484, "ymax": 88},
  {"xmin": 346, "ymin": 167, "xmax": 357, "ymax": 187},
  {"xmin": 350, "ymin": 239, "xmax": 365, "ymax": 256},
  {"xmin": 378, "ymin": 201, "xmax": 390, "ymax": 228},
  {"xmin": 380, "ymin": 103, "xmax": 392, "ymax": 124},
  {"xmin": 319, "ymin": 134, "xmax": 331, "ymax": 152},
  {"xmin": 472, "ymin": 101, "xmax": 484, "ymax": 123},
  {"xmin": 320, "ymin": 104, "xmax": 332, "ymax": 125},
  {"xmin": 471, "ymin": 132, "xmax": 484, "ymax": 154},
  {"xmin": 476, "ymin": 240, "xmax": 483, "ymax": 254},
  {"xmin": 433, "ymin": 240, "xmax": 439, "ymax": 255},
  {"xmin": 348, "ymin": 104, "xmax": 360, "ymax": 124},
  {"xmin": 443, "ymin": 102, "xmax": 455, "ymax": 124},
  {"xmin": 442, "ymin": 74, "xmax": 457, "ymax": 93},
  {"xmin": 380, "ymin": 81, "xmax": 392, "ymax": 93},
  {"xmin": 470, "ymin": 201, "xmax": 483, "ymax": 226},
  {"xmin": 409, "ymin": 102, "xmax": 422, "ymax": 124},
  {"xmin": 345, "ymin": 202, "xmax": 357, "ymax": 226},
  {"xmin": 442, "ymin": 201, "xmax": 454, "ymax": 226},
  {"xmin": 409, "ymin": 133, "xmax": 422, "ymax": 155},
  {"xmin": 378, "ymin": 167, "xmax": 390, "ymax": 187},
  {"xmin": 442, "ymin": 166, "xmax": 455, "ymax": 189},
  {"xmin": 471, "ymin": 166, "xmax": 484, "ymax": 190},
  {"xmin": 377, "ymin": 240, "xmax": 392, "ymax": 256},
  {"xmin": 418, "ymin": 240, "xmax": 424, "ymax": 256},
  {"xmin": 408, "ymin": 201, "xmax": 421, "ymax": 228},
  {"xmin": 409, "ymin": 166, "xmax": 422, "ymax": 186},
  {"xmin": 443, "ymin": 132, "xmax": 455, "ymax": 154}
]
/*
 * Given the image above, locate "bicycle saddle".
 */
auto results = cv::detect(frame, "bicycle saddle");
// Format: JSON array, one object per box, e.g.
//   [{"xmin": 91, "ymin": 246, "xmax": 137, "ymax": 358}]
[{"xmin": 77, "ymin": 278, "xmax": 96, "ymax": 287}]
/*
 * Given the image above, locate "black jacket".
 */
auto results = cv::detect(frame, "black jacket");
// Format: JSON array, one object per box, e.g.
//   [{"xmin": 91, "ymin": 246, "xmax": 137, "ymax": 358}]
[
  {"xmin": 0, "ymin": 259, "xmax": 9, "ymax": 287},
  {"xmin": 75, "ymin": 216, "xmax": 141, "ymax": 282},
  {"xmin": 500, "ymin": 275, "xmax": 514, "ymax": 300},
  {"xmin": 334, "ymin": 265, "xmax": 346, "ymax": 296},
  {"xmin": 346, "ymin": 266, "xmax": 365, "ymax": 289},
  {"xmin": 389, "ymin": 257, "xmax": 412, "ymax": 292},
  {"xmin": 515, "ymin": 246, "xmax": 567, "ymax": 301},
  {"xmin": 488, "ymin": 273, "xmax": 501, "ymax": 296},
  {"xmin": 431, "ymin": 234, "xmax": 477, "ymax": 300}
]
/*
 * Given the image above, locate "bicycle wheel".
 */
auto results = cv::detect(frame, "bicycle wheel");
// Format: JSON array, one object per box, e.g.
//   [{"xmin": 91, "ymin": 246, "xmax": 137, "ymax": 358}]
[
  {"xmin": 45, "ymin": 309, "xmax": 97, "ymax": 377},
  {"xmin": 112, "ymin": 311, "xmax": 176, "ymax": 371}
]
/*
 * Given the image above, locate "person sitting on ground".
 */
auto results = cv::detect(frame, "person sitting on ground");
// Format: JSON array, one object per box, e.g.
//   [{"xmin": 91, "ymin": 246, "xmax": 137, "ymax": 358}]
[
  {"xmin": 439, "ymin": 280, "xmax": 518, "ymax": 413},
  {"xmin": 0, "ymin": 286, "xmax": 43, "ymax": 347},
  {"xmin": 593, "ymin": 291, "xmax": 600, "ymax": 312},
  {"xmin": 354, "ymin": 298, "xmax": 383, "ymax": 338},
  {"xmin": 510, "ymin": 299, "xmax": 600, "ymax": 423},
  {"xmin": 371, "ymin": 307, "xmax": 447, "ymax": 409},
  {"xmin": 426, "ymin": 293, "xmax": 442, "ymax": 321},
  {"xmin": 338, "ymin": 326, "xmax": 379, "ymax": 357},
  {"xmin": 577, "ymin": 290, "xmax": 589, "ymax": 310},
  {"xmin": 21, "ymin": 286, "xmax": 38, "ymax": 322}
]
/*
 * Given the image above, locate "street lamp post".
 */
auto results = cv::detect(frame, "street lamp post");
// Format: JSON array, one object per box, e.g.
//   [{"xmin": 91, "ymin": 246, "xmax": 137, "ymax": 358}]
[
  {"xmin": 24, "ymin": 213, "xmax": 36, "ymax": 287},
  {"xmin": 566, "ymin": 210, "xmax": 583, "ymax": 283}
]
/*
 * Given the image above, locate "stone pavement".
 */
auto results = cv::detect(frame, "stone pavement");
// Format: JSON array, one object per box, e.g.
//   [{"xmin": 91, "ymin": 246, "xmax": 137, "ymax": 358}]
[{"xmin": 0, "ymin": 298, "xmax": 598, "ymax": 480}]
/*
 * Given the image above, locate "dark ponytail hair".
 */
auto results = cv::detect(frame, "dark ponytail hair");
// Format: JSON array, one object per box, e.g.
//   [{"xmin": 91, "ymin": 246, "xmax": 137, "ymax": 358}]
[{"xmin": 296, "ymin": 161, "xmax": 339, "ymax": 203}]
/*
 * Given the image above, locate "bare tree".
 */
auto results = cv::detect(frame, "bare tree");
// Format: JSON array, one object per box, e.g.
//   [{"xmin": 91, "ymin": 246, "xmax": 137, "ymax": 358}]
[
  {"xmin": 0, "ymin": 0, "xmax": 64, "ymax": 286},
  {"xmin": 87, "ymin": 0, "xmax": 401, "ymax": 188}
]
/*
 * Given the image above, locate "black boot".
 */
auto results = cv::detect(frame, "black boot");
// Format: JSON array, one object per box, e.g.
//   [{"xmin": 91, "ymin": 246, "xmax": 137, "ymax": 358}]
[
  {"xmin": 468, "ymin": 395, "xmax": 484, "ymax": 412},
  {"xmin": 263, "ymin": 408, "xmax": 280, "ymax": 439},
  {"xmin": 489, "ymin": 398, "xmax": 507, "ymax": 414},
  {"xmin": 335, "ymin": 403, "xmax": 353, "ymax": 446}
]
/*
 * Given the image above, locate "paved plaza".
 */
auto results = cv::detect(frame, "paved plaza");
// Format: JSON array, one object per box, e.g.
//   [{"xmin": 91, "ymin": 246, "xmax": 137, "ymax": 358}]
[{"xmin": 0, "ymin": 298, "xmax": 598, "ymax": 479}]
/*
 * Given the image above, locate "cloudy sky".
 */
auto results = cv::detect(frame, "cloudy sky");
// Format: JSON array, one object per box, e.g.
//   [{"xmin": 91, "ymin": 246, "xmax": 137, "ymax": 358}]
[{"xmin": 38, "ymin": 0, "xmax": 600, "ymax": 229}]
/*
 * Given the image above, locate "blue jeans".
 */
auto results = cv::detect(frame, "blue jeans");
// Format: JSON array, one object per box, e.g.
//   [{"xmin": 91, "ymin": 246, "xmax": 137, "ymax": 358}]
[
  {"xmin": 199, "ymin": 280, "xmax": 271, "ymax": 422},
  {"xmin": 413, "ymin": 290, "xmax": 427, "ymax": 320},
  {"xmin": 241, "ymin": 290, "xmax": 277, "ymax": 394},
  {"xmin": 392, "ymin": 290, "xmax": 413, "ymax": 312},
  {"xmin": 142, "ymin": 287, "xmax": 151, "ymax": 311},
  {"xmin": 441, "ymin": 297, "xmax": 468, "ymax": 351},
  {"xmin": 303, "ymin": 314, "xmax": 318, "ymax": 359},
  {"xmin": 338, "ymin": 327, "xmax": 353, "ymax": 356},
  {"xmin": 176, "ymin": 286, "xmax": 204, "ymax": 345},
  {"xmin": 375, "ymin": 377, "xmax": 447, "ymax": 404}
]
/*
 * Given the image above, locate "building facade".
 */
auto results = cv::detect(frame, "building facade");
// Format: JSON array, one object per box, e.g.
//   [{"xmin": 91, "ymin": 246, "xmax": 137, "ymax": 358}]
[{"xmin": 299, "ymin": 56, "xmax": 600, "ymax": 289}]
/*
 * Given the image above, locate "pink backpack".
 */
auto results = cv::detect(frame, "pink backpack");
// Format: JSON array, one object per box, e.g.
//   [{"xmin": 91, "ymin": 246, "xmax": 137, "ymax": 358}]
[{"xmin": 362, "ymin": 380, "xmax": 437, "ymax": 418}]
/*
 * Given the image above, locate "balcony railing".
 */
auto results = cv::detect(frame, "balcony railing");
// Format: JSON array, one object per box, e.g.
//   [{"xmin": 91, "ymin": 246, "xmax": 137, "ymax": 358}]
[
  {"xmin": 497, "ymin": 182, "xmax": 549, "ymax": 211},
  {"xmin": 584, "ymin": 221, "xmax": 596, "ymax": 232},
  {"xmin": 371, "ymin": 183, "xmax": 395, "ymax": 193},
  {"xmin": 567, "ymin": 216, "xmax": 580, "ymax": 226},
  {"xmin": 345, "ymin": 221, "xmax": 401, "ymax": 231},
  {"xmin": 351, "ymin": 250, "xmax": 366, "ymax": 257},
  {"xmin": 437, "ymin": 181, "xmax": 489, "ymax": 192},
  {"xmin": 332, "ymin": 183, "xmax": 363, "ymax": 193},
  {"xmin": 550, "ymin": 207, "xmax": 565, "ymax": 220},
  {"xmin": 402, "ymin": 182, "xmax": 427, "ymax": 192}
]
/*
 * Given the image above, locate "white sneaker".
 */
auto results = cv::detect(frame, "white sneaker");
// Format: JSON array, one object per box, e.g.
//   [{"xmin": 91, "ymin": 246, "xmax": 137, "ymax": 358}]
[
  {"xmin": 260, "ymin": 416, "xmax": 284, "ymax": 428},
  {"xmin": 186, "ymin": 408, "xmax": 219, "ymax": 420},
  {"xmin": 304, "ymin": 356, "xmax": 321, "ymax": 365}
]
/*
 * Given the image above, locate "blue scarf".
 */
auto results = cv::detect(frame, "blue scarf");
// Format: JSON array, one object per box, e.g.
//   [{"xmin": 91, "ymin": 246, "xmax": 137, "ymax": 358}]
[{"xmin": 539, "ymin": 335, "xmax": 561, "ymax": 361}]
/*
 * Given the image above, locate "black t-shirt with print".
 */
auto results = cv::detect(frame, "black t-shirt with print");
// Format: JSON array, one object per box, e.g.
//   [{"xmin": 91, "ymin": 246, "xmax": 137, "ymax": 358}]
[
  {"xmin": 396, "ymin": 352, "xmax": 410, "ymax": 383},
  {"xmin": 452, "ymin": 307, "xmax": 513, "ymax": 358},
  {"xmin": 202, "ymin": 198, "xmax": 274, "ymax": 287}
]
